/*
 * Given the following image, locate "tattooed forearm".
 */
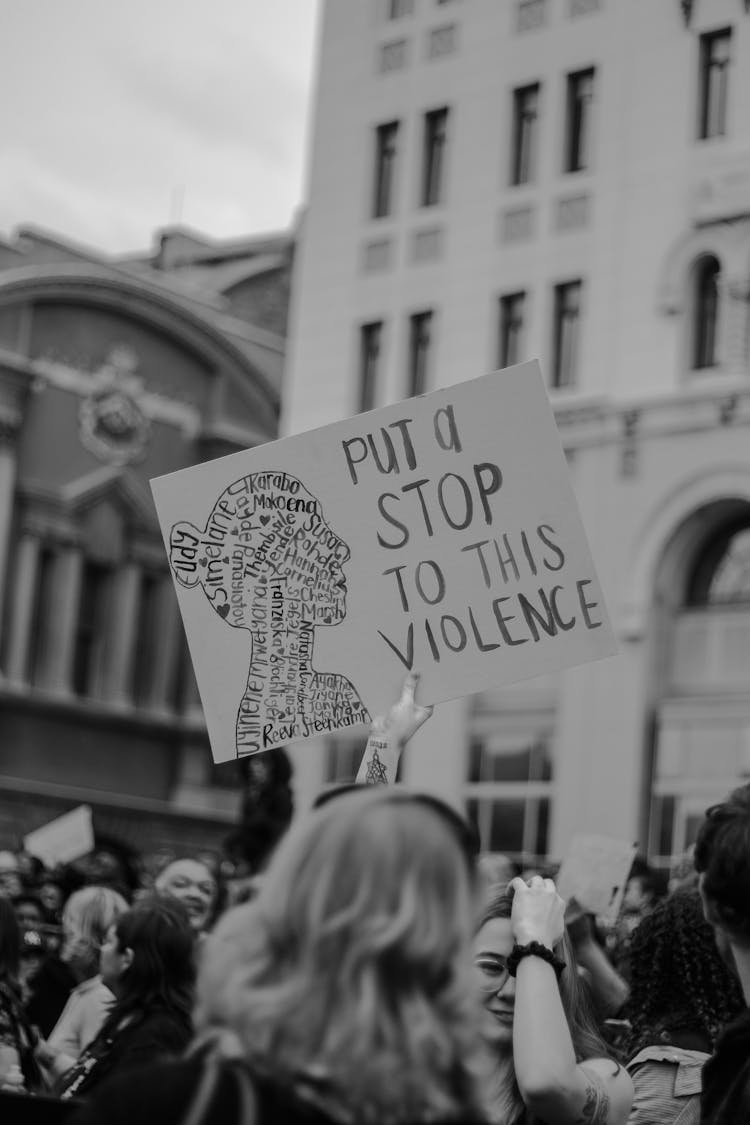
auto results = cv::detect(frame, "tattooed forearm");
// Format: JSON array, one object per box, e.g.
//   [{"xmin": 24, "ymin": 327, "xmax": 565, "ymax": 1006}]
[{"xmin": 576, "ymin": 1075, "xmax": 610, "ymax": 1124}]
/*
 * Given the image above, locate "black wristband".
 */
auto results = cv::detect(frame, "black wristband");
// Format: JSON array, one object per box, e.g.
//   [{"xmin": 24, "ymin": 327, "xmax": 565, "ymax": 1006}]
[{"xmin": 507, "ymin": 941, "xmax": 566, "ymax": 980}]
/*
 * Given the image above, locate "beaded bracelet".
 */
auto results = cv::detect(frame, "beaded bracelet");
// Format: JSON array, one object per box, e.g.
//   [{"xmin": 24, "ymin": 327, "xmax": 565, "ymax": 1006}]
[{"xmin": 507, "ymin": 940, "xmax": 566, "ymax": 980}]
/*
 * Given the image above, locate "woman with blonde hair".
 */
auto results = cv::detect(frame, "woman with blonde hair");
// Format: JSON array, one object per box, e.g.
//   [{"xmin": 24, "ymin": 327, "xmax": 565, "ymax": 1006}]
[
  {"xmin": 35, "ymin": 885, "xmax": 128, "ymax": 1079},
  {"xmin": 68, "ymin": 786, "xmax": 489, "ymax": 1125},
  {"xmin": 475, "ymin": 880, "xmax": 632, "ymax": 1125}
]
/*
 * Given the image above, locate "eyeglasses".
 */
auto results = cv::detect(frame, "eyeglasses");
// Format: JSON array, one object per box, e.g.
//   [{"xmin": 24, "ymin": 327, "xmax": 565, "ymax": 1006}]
[{"xmin": 475, "ymin": 953, "xmax": 511, "ymax": 993}]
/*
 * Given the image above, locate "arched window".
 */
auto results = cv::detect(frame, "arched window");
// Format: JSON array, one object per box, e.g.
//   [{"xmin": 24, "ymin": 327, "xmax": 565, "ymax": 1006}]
[
  {"xmin": 649, "ymin": 507, "xmax": 750, "ymax": 867},
  {"xmin": 688, "ymin": 521, "xmax": 750, "ymax": 606},
  {"xmin": 692, "ymin": 256, "xmax": 720, "ymax": 369}
]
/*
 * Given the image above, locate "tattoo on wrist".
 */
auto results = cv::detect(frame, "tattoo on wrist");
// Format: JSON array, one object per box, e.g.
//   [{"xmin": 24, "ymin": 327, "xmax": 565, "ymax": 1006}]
[{"xmin": 364, "ymin": 746, "xmax": 389, "ymax": 785}]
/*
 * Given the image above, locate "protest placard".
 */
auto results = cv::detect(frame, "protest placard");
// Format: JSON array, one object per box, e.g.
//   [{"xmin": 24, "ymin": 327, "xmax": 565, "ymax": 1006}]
[
  {"xmin": 151, "ymin": 360, "xmax": 617, "ymax": 762},
  {"xmin": 24, "ymin": 805, "xmax": 94, "ymax": 868},
  {"xmin": 557, "ymin": 834, "xmax": 638, "ymax": 924}
]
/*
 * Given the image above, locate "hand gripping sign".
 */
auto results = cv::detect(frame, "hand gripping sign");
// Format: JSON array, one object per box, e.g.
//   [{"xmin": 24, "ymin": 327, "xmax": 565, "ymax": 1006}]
[{"xmin": 151, "ymin": 362, "xmax": 617, "ymax": 762}]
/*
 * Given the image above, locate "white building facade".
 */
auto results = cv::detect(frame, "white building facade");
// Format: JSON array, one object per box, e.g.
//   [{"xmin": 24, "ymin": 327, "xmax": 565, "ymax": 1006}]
[{"xmin": 283, "ymin": 0, "xmax": 750, "ymax": 868}]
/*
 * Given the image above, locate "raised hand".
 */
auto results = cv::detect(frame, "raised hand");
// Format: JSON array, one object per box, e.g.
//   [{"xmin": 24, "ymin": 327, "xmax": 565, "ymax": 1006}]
[{"xmin": 510, "ymin": 875, "xmax": 566, "ymax": 949}]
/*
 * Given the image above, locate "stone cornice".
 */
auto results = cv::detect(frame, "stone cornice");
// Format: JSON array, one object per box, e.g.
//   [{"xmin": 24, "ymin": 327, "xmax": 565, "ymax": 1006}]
[
  {"xmin": 0, "ymin": 264, "xmax": 281, "ymax": 409},
  {"xmin": 553, "ymin": 379, "xmax": 750, "ymax": 450}
]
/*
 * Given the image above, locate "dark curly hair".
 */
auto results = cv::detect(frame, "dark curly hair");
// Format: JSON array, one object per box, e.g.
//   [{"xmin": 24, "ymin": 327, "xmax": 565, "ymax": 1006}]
[
  {"xmin": 694, "ymin": 782, "xmax": 750, "ymax": 940},
  {"xmin": 623, "ymin": 889, "xmax": 743, "ymax": 1057}
]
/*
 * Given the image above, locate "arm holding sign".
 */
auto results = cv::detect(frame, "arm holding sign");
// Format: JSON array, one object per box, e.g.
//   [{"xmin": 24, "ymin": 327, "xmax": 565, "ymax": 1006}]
[
  {"xmin": 356, "ymin": 673, "xmax": 433, "ymax": 786},
  {"xmin": 509, "ymin": 877, "xmax": 633, "ymax": 1125}
]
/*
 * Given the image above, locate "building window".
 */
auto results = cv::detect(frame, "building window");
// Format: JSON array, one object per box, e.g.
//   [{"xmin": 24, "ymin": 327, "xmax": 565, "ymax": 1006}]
[
  {"xmin": 131, "ymin": 571, "xmax": 160, "ymax": 707},
  {"xmin": 326, "ymin": 737, "xmax": 364, "ymax": 784},
  {"xmin": 26, "ymin": 546, "xmax": 56, "ymax": 686},
  {"xmin": 552, "ymin": 280, "xmax": 582, "ymax": 388},
  {"xmin": 421, "ymin": 107, "xmax": 449, "ymax": 206},
  {"xmin": 72, "ymin": 561, "xmax": 112, "ymax": 697},
  {"xmin": 359, "ymin": 321, "xmax": 383, "ymax": 412},
  {"xmin": 649, "ymin": 511, "xmax": 750, "ymax": 866},
  {"xmin": 510, "ymin": 83, "xmax": 540, "ymax": 185},
  {"xmin": 372, "ymin": 121, "xmax": 399, "ymax": 219},
  {"xmin": 498, "ymin": 292, "xmax": 526, "ymax": 368},
  {"xmin": 692, "ymin": 256, "xmax": 719, "ymax": 370},
  {"xmin": 465, "ymin": 734, "xmax": 552, "ymax": 863},
  {"xmin": 516, "ymin": 0, "xmax": 546, "ymax": 31},
  {"xmin": 408, "ymin": 311, "xmax": 433, "ymax": 396},
  {"xmin": 699, "ymin": 28, "xmax": 731, "ymax": 140},
  {"xmin": 388, "ymin": 0, "xmax": 413, "ymax": 17},
  {"xmin": 564, "ymin": 68, "xmax": 595, "ymax": 173},
  {"xmin": 688, "ymin": 523, "xmax": 750, "ymax": 606}
]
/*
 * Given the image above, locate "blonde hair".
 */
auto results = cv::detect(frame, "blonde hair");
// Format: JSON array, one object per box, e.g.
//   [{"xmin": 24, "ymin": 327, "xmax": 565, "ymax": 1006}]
[
  {"xmin": 62, "ymin": 885, "xmax": 129, "ymax": 980},
  {"xmin": 195, "ymin": 788, "xmax": 486, "ymax": 1123}
]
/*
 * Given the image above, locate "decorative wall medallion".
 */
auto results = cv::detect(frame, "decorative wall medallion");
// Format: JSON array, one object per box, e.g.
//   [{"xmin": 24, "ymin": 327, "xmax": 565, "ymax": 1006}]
[{"xmin": 79, "ymin": 345, "xmax": 151, "ymax": 466}]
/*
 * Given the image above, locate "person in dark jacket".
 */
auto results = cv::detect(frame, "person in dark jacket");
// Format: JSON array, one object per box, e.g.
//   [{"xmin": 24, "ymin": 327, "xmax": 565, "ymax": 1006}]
[
  {"xmin": 55, "ymin": 896, "xmax": 194, "ymax": 1101},
  {"xmin": 67, "ymin": 787, "xmax": 489, "ymax": 1125},
  {"xmin": 693, "ymin": 782, "xmax": 750, "ymax": 1125}
]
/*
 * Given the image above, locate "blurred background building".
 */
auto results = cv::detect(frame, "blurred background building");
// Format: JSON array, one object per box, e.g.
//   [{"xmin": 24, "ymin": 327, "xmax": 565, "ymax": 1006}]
[
  {"xmin": 282, "ymin": 0, "xmax": 750, "ymax": 868},
  {"xmin": 0, "ymin": 224, "xmax": 291, "ymax": 853}
]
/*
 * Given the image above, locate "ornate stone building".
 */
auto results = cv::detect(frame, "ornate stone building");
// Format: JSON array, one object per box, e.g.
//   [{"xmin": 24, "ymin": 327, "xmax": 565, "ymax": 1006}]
[
  {"xmin": 0, "ymin": 223, "xmax": 291, "ymax": 854},
  {"xmin": 283, "ymin": 0, "xmax": 750, "ymax": 868}
]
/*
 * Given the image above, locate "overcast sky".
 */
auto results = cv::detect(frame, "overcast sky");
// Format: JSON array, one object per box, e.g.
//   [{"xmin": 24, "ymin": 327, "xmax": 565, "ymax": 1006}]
[{"xmin": 0, "ymin": 0, "xmax": 322, "ymax": 256}]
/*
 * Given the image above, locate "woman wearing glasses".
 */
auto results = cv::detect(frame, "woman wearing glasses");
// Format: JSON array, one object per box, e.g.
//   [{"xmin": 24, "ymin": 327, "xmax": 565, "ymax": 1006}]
[{"xmin": 476, "ymin": 879, "xmax": 632, "ymax": 1125}]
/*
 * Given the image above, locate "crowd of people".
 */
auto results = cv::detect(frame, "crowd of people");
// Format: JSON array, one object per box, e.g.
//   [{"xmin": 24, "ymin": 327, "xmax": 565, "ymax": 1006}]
[{"xmin": 0, "ymin": 680, "xmax": 749, "ymax": 1124}]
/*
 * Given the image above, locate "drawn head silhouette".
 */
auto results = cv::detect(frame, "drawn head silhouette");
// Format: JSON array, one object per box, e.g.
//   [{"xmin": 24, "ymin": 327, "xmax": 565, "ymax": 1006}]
[{"xmin": 169, "ymin": 471, "xmax": 351, "ymax": 631}]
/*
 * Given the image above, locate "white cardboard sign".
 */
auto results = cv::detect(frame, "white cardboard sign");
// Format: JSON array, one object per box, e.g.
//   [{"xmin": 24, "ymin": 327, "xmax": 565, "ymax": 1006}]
[
  {"xmin": 151, "ymin": 362, "xmax": 617, "ymax": 762},
  {"xmin": 24, "ymin": 805, "xmax": 95, "ymax": 867},
  {"xmin": 557, "ymin": 834, "xmax": 638, "ymax": 923}
]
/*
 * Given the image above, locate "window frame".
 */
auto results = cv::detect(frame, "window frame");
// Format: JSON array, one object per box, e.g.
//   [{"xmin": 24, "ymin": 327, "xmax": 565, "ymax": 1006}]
[
  {"xmin": 372, "ymin": 120, "xmax": 400, "ymax": 219},
  {"xmin": 691, "ymin": 255, "xmax": 720, "ymax": 371},
  {"xmin": 358, "ymin": 320, "xmax": 383, "ymax": 413},
  {"xmin": 421, "ymin": 107, "xmax": 450, "ymax": 207},
  {"xmin": 510, "ymin": 83, "xmax": 540, "ymax": 186},
  {"xmin": 408, "ymin": 310, "xmax": 434, "ymax": 397},
  {"xmin": 564, "ymin": 67, "xmax": 595, "ymax": 173},
  {"xmin": 551, "ymin": 280, "xmax": 583, "ymax": 389},
  {"xmin": 498, "ymin": 291, "xmax": 526, "ymax": 369},
  {"xmin": 698, "ymin": 27, "xmax": 731, "ymax": 141},
  {"xmin": 464, "ymin": 730, "xmax": 554, "ymax": 863}
]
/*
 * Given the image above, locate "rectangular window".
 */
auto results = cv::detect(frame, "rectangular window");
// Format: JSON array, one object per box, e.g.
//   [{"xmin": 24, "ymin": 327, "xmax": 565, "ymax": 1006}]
[
  {"xmin": 465, "ymin": 734, "xmax": 553, "ymax": 862},
  {"xmin": 552, "ymin": 280, "xmax": 582, "ymax": 388},
  {"xmin": 72, "ymin": 561, "xmax": 112, "ymax": 697},
  {"xmin": 408, "ymin": 311, "xmax": 433, "ymax": 397},
  {"xmin": 510, "ymin": 84, "xmax": 540, "ymax": 185},
  {"xmin": 130, "ymin": 571, "xmax": 160, "ymax": 707},
  {"xmin": 359, "ymin": 321, "xmax": 383, "ymax": 413},
  {"xmin": 564, "ymin": 67, "xmax": 595, "ymax": 172},
  {"xmin": 372, "ymin": 121, "xmax": 399, "ymax": 219},
  {"xmin": 326, "ymin": 736, "xmax": 365, "ymax": 784},
  {"xmin": 498, "ymin": 292, "xmax": 526, "ymax": 369},
  {"xmin": 388, "ymin": 0, "xmax": 413, "ymax": 17},
  {"xmin": 421, "ymin": 107, "xmax": 449, "ymax": 206},
  {"xmin": 27, "ymin": 546, "xmax": 56, "ymax": 686},
  {"xmin": 699, "ymin": 29, "xmax": 731, "ymax": 139}
]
